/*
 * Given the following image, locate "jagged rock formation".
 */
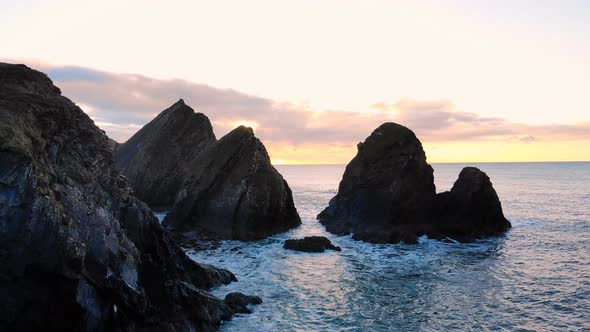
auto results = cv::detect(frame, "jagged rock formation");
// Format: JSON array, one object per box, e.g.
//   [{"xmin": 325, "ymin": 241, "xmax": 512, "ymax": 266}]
[
  {"xmin": 318, "ymin": 122, "xmax": 510, "ymax": 243},
  {"xmin": 0, "ymin": 63, "xmax": 256, "ymax": 332},
  {"xmin": 113, "ymin": 99, "xmax": 216, "ymax": 210},
  {"xmin": 284, "ymin": 236, "xmax": 341, "ymax": 253},
  {"xmin": 163, "ymin": 126, "xmax": 301, "ymax": 241}
]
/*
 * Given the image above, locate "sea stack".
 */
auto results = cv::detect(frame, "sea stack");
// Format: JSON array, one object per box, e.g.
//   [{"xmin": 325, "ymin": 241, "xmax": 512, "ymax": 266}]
[
  {"xmin": 318, "ymin": 122, "xmax": 510, "ymax": 243},
  {"xmin": 435, "ymin": 167, "xmax": 512, "ymax": 241},
  {"xmin": 163, "ymin": 126, "xmax": 301, "ymax": 241},
  {"xmin": 113, "ymin": 99, "xmax": 216, "ymax": 210},
  {"xmin": 318, "ymin": 123, "xmax": 437, "ymax": 243},
  {"xmin": 0, "ymin": 63, "xmax": 252, "ymax": 331}
]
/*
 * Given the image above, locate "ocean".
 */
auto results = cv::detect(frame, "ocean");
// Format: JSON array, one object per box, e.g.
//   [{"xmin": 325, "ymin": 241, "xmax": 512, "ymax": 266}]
[{"xmin": 183, "ymin": 162, "xmax": 590, "ymax": 331}]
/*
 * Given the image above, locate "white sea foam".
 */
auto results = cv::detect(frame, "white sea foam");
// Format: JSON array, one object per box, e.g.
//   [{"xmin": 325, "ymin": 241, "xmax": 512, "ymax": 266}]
[{"xmin": 182, "ymin": 163, "xmax": 590, "ymax": 331}]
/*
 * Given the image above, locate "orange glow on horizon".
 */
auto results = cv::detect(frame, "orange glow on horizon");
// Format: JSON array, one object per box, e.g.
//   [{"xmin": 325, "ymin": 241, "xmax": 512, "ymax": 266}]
[{"xmin": 267, "ymin": 140, "xmax": 590, "ymax": 165}]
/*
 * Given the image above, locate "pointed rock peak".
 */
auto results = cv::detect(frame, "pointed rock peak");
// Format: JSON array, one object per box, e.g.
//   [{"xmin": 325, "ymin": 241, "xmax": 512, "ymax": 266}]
[
  {"xmin": 156, "ymin": 99, "xmax": 212, "ymax": 124},
  {"xmin": 166, "ymin": 98, "xmax": 193, "ymax": 114},
  {"xmin": 168, "ymin": 98, "xmax": 190, "ymax": 110},
  {"xmin": 222, "ymin": 125, "xmax": 255, "ymax": 142},
  {"xmin": 113, "ymin": 98, "xmax": 216, "ymax": 208}
]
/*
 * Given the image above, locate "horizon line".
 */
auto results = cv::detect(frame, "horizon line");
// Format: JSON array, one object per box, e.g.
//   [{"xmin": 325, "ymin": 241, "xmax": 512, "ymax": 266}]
[{"xmin": 272, "ymin": 160, "xmax": 590, "ymax": 166}]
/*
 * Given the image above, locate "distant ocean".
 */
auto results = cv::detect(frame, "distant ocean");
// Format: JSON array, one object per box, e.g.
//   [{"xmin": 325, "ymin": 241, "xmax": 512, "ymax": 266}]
[{"xmin": 183, "ymin": 162, "xmax": 590, "ymax": 331}]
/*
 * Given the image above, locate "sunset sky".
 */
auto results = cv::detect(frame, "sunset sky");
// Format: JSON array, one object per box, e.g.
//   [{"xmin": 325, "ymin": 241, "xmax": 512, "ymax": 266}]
[{"xmin": 2, "ymin": 0, "xmax": 589, "ymax": 164}]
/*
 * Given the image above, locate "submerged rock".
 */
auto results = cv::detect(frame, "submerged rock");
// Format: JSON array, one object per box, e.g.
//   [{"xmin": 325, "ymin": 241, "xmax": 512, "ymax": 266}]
[
  {"xmin": 284, "ymin": 236, "xmax": 342, "ymax": 252},
  {"xmin": 113, "ymin": 99, "xmax": 216, "ymax": 210},
  {"xmin": 224, "ymin": 292, "xmax": 263, "ymax": 314},
  {"xmin": 163, "ymin": 126, "xmax": 301, "ymax": 241},
  {"xmin": 318, "ymin": 122, "xmax": 511, "ymax": 243},
  {"xmin": 0, "ymin": 63, "xmax": 242, "ymax": 331}
]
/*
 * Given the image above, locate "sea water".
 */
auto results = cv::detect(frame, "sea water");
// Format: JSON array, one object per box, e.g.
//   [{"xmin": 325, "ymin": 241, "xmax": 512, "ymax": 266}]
[{"xmin": 184, "ymin": 162, "xmax": 590, "ymax": 331}]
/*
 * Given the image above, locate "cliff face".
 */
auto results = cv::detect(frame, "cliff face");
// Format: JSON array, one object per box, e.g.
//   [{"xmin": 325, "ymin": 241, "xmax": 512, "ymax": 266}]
[
  {"xmin": 0, "ymin": 63, "xmax": 238, "ymax": 331},
  {"xmin": 113, "ymin": 100, "xmax": 216, "ymax": 210},
  {"xmin": 318, "ymin": 122, "xmax": 511, "ymax": 243},
  {"xmin": 163, "ymin": 126, "xmax": 301, "ymax": 241}
]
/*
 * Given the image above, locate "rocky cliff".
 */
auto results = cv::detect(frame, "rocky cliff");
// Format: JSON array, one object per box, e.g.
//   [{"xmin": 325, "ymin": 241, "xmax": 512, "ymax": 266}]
[
  {"xmin": 114, "ymin": 100, "xmax": 216, "ymax": 210},
  {"xmin": 0, "ymin": 63, "xmax": 249, "ymax": 331},
  {"xmin": 163, "ymin": 126, "xmax": 301, "ymax": 241},
  {"xmin": 318, "ymin": 122, "xmax": 511, "ymax": 243}
]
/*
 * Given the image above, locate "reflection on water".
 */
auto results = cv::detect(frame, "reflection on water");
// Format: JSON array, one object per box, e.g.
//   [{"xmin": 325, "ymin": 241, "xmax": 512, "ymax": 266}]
[{"xmin": 187, "ymin": 163, "xmax": 590, "ymax": 331}]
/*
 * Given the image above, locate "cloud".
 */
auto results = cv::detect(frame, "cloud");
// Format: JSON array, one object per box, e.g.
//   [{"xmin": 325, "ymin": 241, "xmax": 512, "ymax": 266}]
[{"xmin": 7, "ymin": 61, "xmax": 590, "ymax": 147}]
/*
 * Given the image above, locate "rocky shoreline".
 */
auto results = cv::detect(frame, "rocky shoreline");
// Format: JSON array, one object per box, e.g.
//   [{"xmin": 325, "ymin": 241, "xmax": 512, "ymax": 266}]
[
  {"xmin": 0, "ymin": 62, "xmax": 512, "ymax": 331},
  {"xmin": 0, "ymin": 63, "xmax": 259, "ymax": 331}
]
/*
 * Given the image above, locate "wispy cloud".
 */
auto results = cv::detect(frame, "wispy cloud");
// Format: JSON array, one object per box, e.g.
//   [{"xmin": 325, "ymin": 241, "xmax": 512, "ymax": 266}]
[{"xmin": 6, "ymin": 61, "xmax": 590, "ymax": 160}]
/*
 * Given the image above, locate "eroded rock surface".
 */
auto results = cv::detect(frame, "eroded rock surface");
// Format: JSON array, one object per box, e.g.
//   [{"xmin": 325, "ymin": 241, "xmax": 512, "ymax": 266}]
[
  {"xmin": 163, "ymin": 126, "xmax": 301, "ymax": 241},
  {"xmin": 318, "ymin": 122, "xmax": 511, "ymax": 243},
  {"xmin": 284, "ymin": 236, "xmax": 341, "ymax": 253},
  {"xmin": 113, "ymin": 99, "xmax": 216, "ymax": 210},
  {"xmin": 0, "ymin": 63, "xmax": 242, "ymax": 331}
]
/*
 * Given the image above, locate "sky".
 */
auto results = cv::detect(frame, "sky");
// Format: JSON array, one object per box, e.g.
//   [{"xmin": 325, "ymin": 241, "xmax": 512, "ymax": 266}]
[{"xmin": 2, "ymin": 0, "xmax": 589, "ymax": 164}]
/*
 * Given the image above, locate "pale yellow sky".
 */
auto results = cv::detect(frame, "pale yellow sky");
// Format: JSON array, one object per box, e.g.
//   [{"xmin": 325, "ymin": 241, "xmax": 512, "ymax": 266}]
[{"xmin": 2, "ymin": 0, "xmax": 589, "ymax": 163}]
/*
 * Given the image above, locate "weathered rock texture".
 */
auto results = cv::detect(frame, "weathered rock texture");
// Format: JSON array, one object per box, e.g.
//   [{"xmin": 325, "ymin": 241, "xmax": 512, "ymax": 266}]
[
  {"xmin": 0, "ymin": 63, "xmax": 252, "ymax": 332},
  {"xmin": 318, "ymin": 122, "xmax": 511, "ymax": 243},
  {"xmin": 113, "ymin": 99, "xmax": 216, "ymax": 210},
  {"xmin": 163, "ymin": 126, "xmax": 301, "ymax": 241},
  {"xmin": 284, "ymin": 236, "xmax": 341, "ymax": 253}
]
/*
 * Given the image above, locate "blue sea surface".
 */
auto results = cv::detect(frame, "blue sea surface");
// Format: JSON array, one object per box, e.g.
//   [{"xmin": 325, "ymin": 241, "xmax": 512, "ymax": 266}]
[{"xmin": 185, "ymin": 162, "xmax": 590, "ymax": 331}]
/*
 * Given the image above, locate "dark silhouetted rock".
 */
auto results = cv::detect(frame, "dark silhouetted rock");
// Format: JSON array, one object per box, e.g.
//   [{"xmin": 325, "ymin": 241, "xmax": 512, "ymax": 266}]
[
  {"xmin": 318, "ymin": 122, "xmax": 511, "ymax": 244},
  {"xmin": 318, "ymin": 123, "xmax": 436, "ymax": 243},
  {"xmin": 113, "ymin": 99, "xmax": 216, "ymax": 210},
  {"xmin": 224, "ymin": 292, "xmax": 263, "ymax": 314},
  {"xmin": 163, "ymin": 126, "xmax": 301, "ymax": 241},
  {"xmin": 0, "ymin": 63, "xmax": 244, "ymax": 331},
  {"xmin": 435, "ymin": 167, "xmax": 511, "ymax": 241},
  {"xmin": 284, "ymin": 236, "xmax": 342, "ymax": 252}
]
